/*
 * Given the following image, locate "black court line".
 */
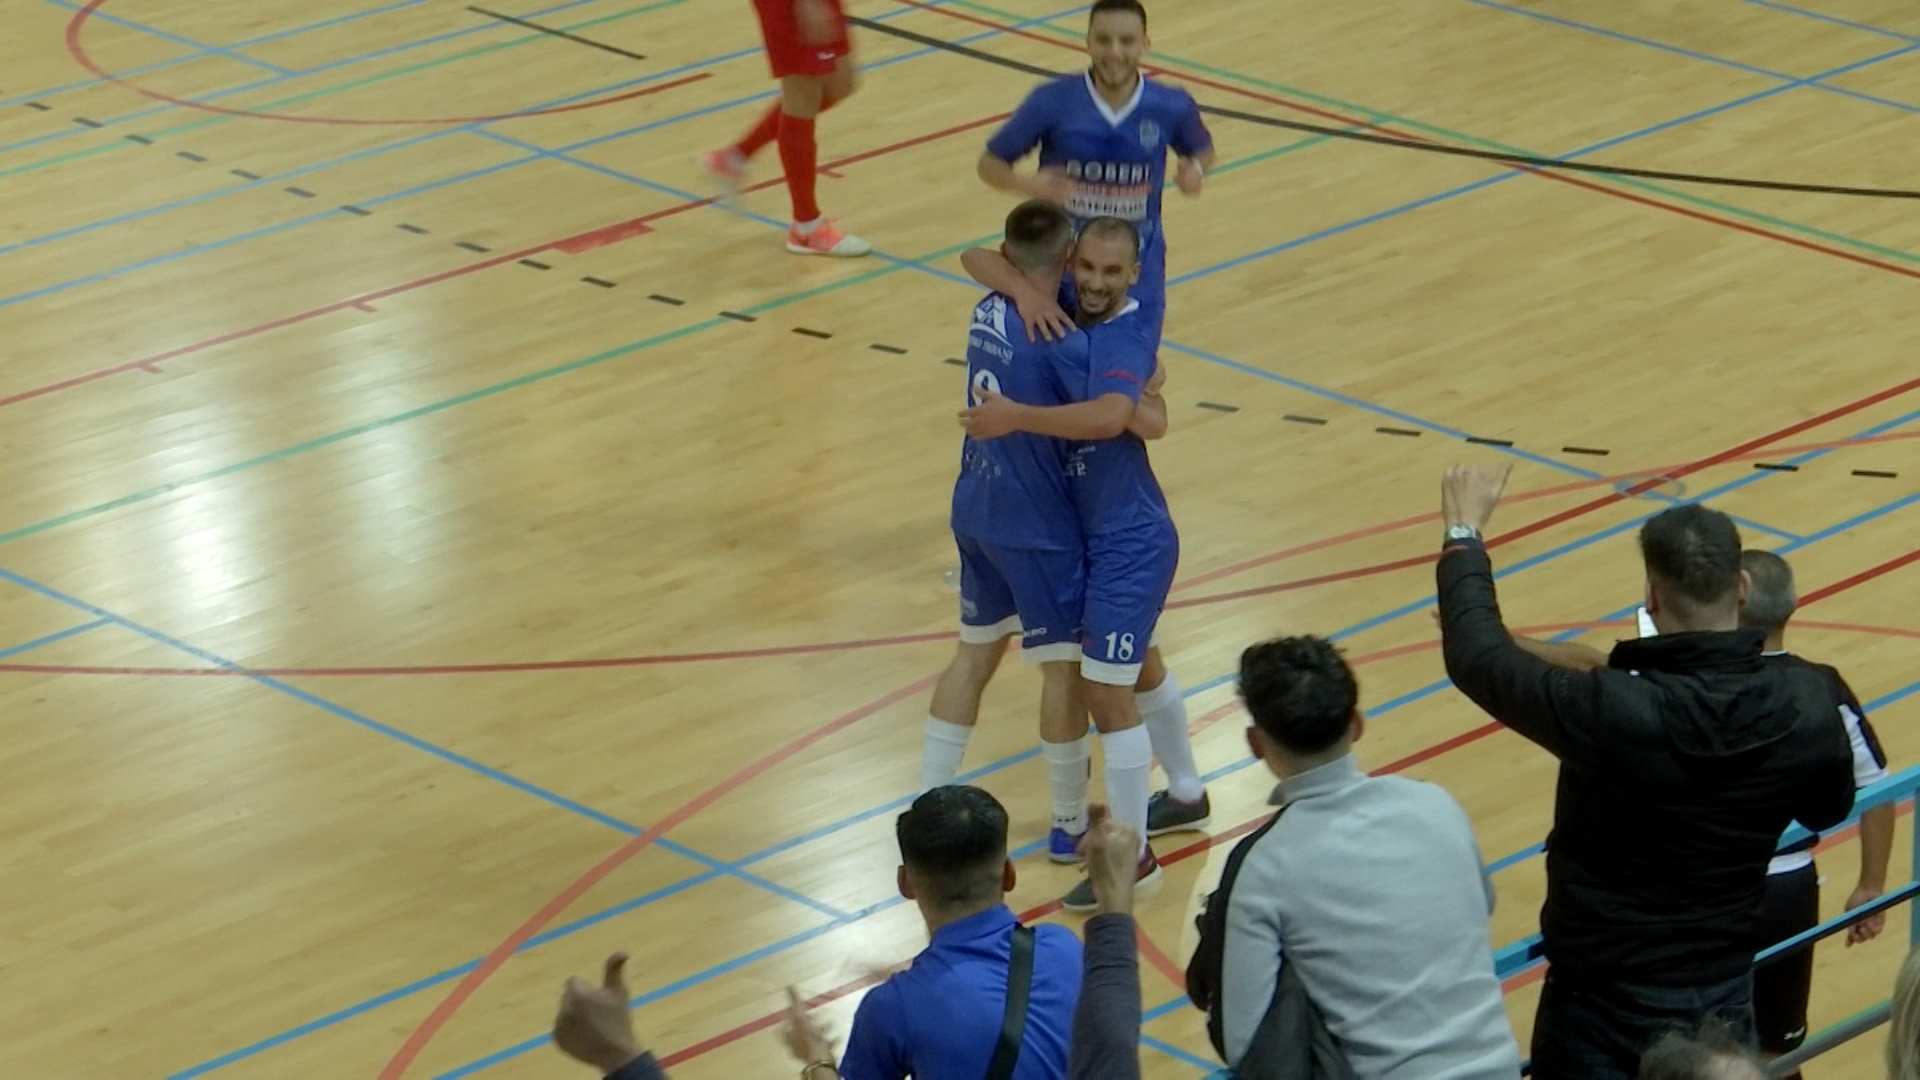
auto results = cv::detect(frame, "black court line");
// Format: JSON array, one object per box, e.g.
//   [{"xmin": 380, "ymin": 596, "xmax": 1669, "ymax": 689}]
[
  {"xmin": 844, "ymin": 15, "xmax": 1920, "ymax": 202},
  {"xmin": 1376, "ymin": 426, "xmax": 1422, "ymax": 437},
  {"xmin": 468, "ymin": 6, "xmax": 647, "ymax": 61},
  {"xmin": 456, "ymin": 241, "xmax": 491, "ymax": 252},
  {"xmin": 1754, "ymin": 463, "xmax": 1800, "ymax": 472},
  {"xmin": 232, "ymin": 169, "xmax": 260, "ymax": 180},
  {"xmin": 1563, "ymin": 446, "xmax": 1610, "ymax": 456},
  {"xmin": 870, "ymin": 344, "xmax": 908, "ymax": 354},
  {"xmin": 341, "ymin": 205, "xmax": 372, "ymax": 216},
  {"xmin": 648, "ymin": 293, "xmax": 684, "ymax": 305},
  {"xmin": 1855, "ymin": 470, "xmax": 1899, "ymax": 478},
  {"xmin": 73, "ymin": 117, "xmax": 102, "ymax": 128},
  {"xmin": 397, "ymin": 223, "xmax": 430, "ymax": 234},
  {"xmin": 26, "ymin": 101, "xmax": 50, "ymax": 111},
  {"xmin": 943, "ymin": 357, "xmax": 967, "ymax": 366},
  {"xmin": 1196, "ymin": 402, "xmax": 1238, "ymax": 412},
  {"xmin": 519, "ymin": 258, "xmax": 551, "ymax": 269},
  {"xmin": 719, "ymin": 311, "xmax": 757, "ymax": 322},
  {"xmin": 124, "ymin": 134, "xmax": 152, "ymax": 145},
  {"xmin": 177, "ymin": 151, "xmax": 206, "ymax": 162},
  {"xmin": 582, "ymin": 276, "xmax": 617, "ymax": 287},
  {"xmin": 793, "ymin": 327, "xmax": 833, "ymax": 339},
  {"xmin": 1282, "ymin": 414, "xmax": 1327, "ymax": 425},
  {"xmin": 1466, "ymin": 435, "xmax": 1513, "ymax": 447}
]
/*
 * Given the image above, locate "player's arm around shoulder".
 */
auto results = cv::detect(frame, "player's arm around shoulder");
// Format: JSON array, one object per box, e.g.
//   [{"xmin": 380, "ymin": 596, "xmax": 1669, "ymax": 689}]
[{"xmin": 959, "ymin": 248, "xmax": 1072, "ymax": 342}]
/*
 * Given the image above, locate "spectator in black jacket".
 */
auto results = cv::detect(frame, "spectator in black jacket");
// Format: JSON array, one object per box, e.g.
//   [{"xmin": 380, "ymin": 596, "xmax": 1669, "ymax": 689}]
[{"xmin": 1434, "ymin": 465, "xmax": 1856, "ymax": 1080}]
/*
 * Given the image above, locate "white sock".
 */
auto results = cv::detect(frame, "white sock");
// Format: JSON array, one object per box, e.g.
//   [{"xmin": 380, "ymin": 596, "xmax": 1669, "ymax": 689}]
[
  {"xmin": 1043, "ymin": 735, "xmax": 1093, "ymax": 834},
  {"xmin": 795, "ymin": 216, "xmax": 824, "ymax": 235},
  {"xmin": 919, "ymin": 717, "xmax": 973, "ymax": 793},
  {"xmin": 1101, "ymin": 725, "xmax": 1154, "ymax": 858},
  {"xmin": 1138, "ymin": 675, "xmax": 1204, "ymax": 803}
]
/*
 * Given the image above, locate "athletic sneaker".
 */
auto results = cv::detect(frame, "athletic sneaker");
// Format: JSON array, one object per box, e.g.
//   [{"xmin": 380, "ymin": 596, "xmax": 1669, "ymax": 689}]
[
  {"xmin": 1060, "ymin": 848, "xmax": 1162, "ymax": 913},
  {"xmin": 1047, "ymin": 825, "xmax": 1087, "ymax": 865},
  {"xmin": 699, "ymin": 148, "xmax": 746, "ymax": 203},
  {"xmin": 1146, "ymin": 790, "xmax": 1212, "ymax": 836},
  {"xmin": 787, "ymin": 218, "xmax": 870, "ymax": 257}
]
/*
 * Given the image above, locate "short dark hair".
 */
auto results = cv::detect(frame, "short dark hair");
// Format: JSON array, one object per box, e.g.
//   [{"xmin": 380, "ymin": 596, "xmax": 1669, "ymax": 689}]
[
  {"xmin": 1636, "ymin": 1018, "xmax": 1765, "ymax": 1079},
  {"xmin": 1739, "ymin": 549, "xmax": 1796, "ymax": 633},
  {"xmin": 1003, "ymin": 200, "xmax": 1075, "ymax": 272},
  {"xmin": 1639, "ymin": 504, "xmax": 1743, "ymax": 608},
  {"xmin": 1078, "ymin": 216, "xmax": 1140, "ymax": 257},
  {"xmin": 1089, "ymin": 0, "xmax": 1147, "ymax": 31},
  {"xmin": 1238, "ymin": 636, "xmax": 1358, "ymax": 755},
  {"xmin": 896, "ymin": 786, "xmax": 1009, "ymax": 906}
]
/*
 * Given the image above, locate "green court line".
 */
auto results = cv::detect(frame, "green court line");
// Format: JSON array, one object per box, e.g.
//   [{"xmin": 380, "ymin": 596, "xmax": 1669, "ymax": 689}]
[
  {"xmin": 953, "ymin": 0, "xmax": 1920, "ymax": 267},
  {"xmin": 0, "ymin": 135, "xmax": 1326, "ymax": 548},
  {"xmin": 0, "ymin": 0, "xmax": 688, "ymax": 182}
]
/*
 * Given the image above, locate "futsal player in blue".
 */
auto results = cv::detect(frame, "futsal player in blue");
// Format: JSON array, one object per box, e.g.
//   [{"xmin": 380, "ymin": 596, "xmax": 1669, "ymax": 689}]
[
  {"xmin": 918, "ymin": 200, "xmax": 1092, "ymax": 819},
  {"xmin": 959, "ymin": 218, "xmax": 1211, "ymax": 910},
  {"xmin": 978, "ymin": 0, "xmax": 1214, "ymax": 342}
]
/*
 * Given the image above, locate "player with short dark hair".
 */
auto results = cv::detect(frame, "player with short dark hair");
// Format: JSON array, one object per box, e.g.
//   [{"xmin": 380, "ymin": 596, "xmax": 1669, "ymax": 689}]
[
  {"xmin": 978, "ymin": 0, "xmax": 1214, "ymax": 341},
  {"xmin": 701, "ymin": 0, "xmax": 870, "ymax": 256},
  {"xmin": 958, "ymin": 219, "xmax": 1208, "ymax": 909}
]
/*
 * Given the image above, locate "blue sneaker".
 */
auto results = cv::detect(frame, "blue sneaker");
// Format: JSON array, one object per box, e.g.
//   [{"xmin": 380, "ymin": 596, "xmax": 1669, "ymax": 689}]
[{"xmin": 1048, "ymin": 825, "xmax": 1087, "ymax": 864}]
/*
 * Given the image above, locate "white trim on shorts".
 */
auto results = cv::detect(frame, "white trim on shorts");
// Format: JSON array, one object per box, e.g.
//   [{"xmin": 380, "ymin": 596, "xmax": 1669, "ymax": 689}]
[
  {"xmin": 1082, "ymin": 656, "xmax": 1144, "ymax": 686},
  {"xmin": 1023, "ymin": 642, "xmax": 1083, "ymax": 665},
  {"xmin": 958, "ymin": 615, "xmax": 1022, "ymax": 645}
]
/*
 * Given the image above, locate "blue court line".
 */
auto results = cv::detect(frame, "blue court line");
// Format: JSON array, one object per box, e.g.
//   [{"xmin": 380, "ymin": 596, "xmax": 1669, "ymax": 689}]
[
  {"xmin": 0, "ymin": 1, "xmax": 1078, "ymax": 307},
  {"xmin": 1742, "ymin": 0, "xmax": 1916, "ymax": 41},
  {"xmin": 0, "ymin": 564, "xmax": 851, "ymax": 927},
  {"xmin": 472, "ymin": 125, "xmax": 1805, "ymax": 546},
  {"xmin": 431, "ymin": 440, "xmax": 1920, "ymax": 1078},
  {"xmin": 45, "ymin": 0, "xmax": 294, "ymax": 76},
  {"xmin": 0, "ymin": 617, "xmax": 109, "ymax": 660},
  {"xmin": 0, "ymin": 0, "xmax": 434, "ymax": 112},
  {"xmin": 0, "ymin": 0, "xmax": 609, "ymax": 156},
  {"xmin": 1465, "ymin": 0, "xmax": 1920, "ymax": 114},
  {"xmin": 1142, "ymin": 1034, "xmax": 1220, "ymax": 1073},
  {"xmin": 1167, "ymin": 36, "xmax": 1920, "ymax": 290}
]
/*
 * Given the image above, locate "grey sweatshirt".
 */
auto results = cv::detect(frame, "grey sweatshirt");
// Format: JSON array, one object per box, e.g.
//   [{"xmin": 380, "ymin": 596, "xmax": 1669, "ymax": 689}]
[{"xmin": 1221, "ymin": 756, "xmax": 1521, "ymax": 1079}]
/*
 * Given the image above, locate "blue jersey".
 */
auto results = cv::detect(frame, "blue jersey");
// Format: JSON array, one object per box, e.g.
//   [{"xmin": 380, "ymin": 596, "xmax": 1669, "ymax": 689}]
[
  {"xmin": 985, "ymin": 73, "xmax": 1211, "ymax": 311},
  {"xmin": 1052, "ymin": 300, "xmax": 1171, "ymax": 535},
  {"xmin": 950, "ymin": 292, "xmax": 1086, "ymax": 551}
]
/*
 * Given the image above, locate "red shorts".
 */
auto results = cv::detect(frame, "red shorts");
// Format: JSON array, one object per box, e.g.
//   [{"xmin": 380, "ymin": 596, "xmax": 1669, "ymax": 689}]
[{"xmin": 752, "ymin": 0, "xmax": 850, "ymax": 78}]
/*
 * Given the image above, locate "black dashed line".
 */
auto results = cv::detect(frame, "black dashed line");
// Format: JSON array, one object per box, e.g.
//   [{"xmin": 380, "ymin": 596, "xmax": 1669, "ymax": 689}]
[
  {"xmin": 456, "ymin": 241, "xmax": 490, "ymax": 252},
  {"xmin": 177, "ymin": 151, "xmax": 207, "ymax": 162},
  {"xmin": 942, "ymin": 357, "xmax": 967, "ymax": 366},
  {"xmin": 1466, "ymin": 435, "xmax": 1514, "ymax": 447},
  {"xmin": 124, "ymin": 134, "xmax": 153, "ymax": 145},
  {"xmin": 793, "ymin": 327, "xmax": 832, "ymax": 339},
  {"xmin": 648, "ymin": 293, "xmax": 684, "ymax": 305},
  {"xmin": 1375, "ymin": 426, "xmax": 1422, "ymax": 437},
  {"xmin": 719, "ymin": 311, "xmax": 756, "ymax": 322},
  {"xmin": 1753, "ymin": 463, "xmax": 1799, "ymax": 472},
  {"xmin": 1282, "ymin": 414, "xmax": 1327, "ymax": 425},
  {"xmin": 1854, "ymin": 469, "xmax": 1899, "ymax": 478},
  {"xmin": 25, "ymin": 101, "xmax": 50, "ymax": 111},
  {"xmin": 286, "ymin": 187, "xmax": 315, "ymax": 198},
  {"xmin": 341, "ymin": 205, "xmax": 372, "ymax": 216},
  {"xmin": 397, "ymin": 223, "xmax": 429, "ymax": 234},
  {"xmin": 232, "ymin": 169, "xmax": 260, "ymax": 180},
  {"xmin": 519, "ymin": 258, "xmax": 551, "ymax": 269},
  {"xmin": 1196, "ymin": 402, "xmax": 1239, "ymax": 412},
  {"xmin": 582, "ymin": 276, "xmax": 616, "ymax": 288},
  {"xmin": 1563, "ymin": 446, "xmax": 1610, "ymax": 456},
  {"xmin": 870, "ymin": 344, "xmax": 908, "ymax": 354},
  {"xmin": 73, "ymin": 117, "xmax": 102, "ymax": 128}
]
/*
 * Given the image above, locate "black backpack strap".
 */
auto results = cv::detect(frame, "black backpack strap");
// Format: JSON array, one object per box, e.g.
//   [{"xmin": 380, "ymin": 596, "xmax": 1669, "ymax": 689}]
[
  {"xmin": 1188, "ymin": 808, "xmax": 1289, "ymax": 1060},
  {"xmin": 985, "ymin": 924, "xmax": 1037, "ymax": 1080}
]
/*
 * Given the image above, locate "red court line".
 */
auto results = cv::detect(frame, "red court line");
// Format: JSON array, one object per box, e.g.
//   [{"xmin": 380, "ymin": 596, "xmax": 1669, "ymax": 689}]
[
  {"xmin": 0, "ymin": 110, "xmax": 1009, "ymax": 411},
  {"xmin": 1135, "ymin": 928, "xmax": 1187, "ymax": 987},
  {"xmin": 896, "ymin": 0, "xmax": 1920, "ymax": 284},
  {"xmin": 65, "ymin": 0, "xmax": 703, "ymax": 126},
  {"xmin": 7, "ymin": 428, "xmax": 1911, "ymax": 681},
  {"xmin": 653, "ymin": 554, "xmax": 1920, "ymax": 1069},
  {"xmin": 375, "ymin": 671, "xmax": 940, "ymax": 1079}
]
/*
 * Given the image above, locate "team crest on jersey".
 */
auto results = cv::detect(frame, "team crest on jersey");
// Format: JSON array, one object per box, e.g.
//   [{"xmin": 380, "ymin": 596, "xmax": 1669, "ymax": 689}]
[{"xmin": 1137, "ymin": 119, "xmax": 1162, "ymax": 149}]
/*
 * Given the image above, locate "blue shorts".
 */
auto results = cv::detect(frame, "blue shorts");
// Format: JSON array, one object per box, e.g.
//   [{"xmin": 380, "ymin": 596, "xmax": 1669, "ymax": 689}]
[
  {"xmin": 954, "ymin": 532, "xmax": 1084, "ymax": 664},
  {"xmin": 1080, "ymin": 519, "xmax": 1179, "ymax": 685}
]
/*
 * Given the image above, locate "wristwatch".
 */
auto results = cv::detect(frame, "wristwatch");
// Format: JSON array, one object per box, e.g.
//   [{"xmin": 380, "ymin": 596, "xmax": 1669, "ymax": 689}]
[{"xmin": 1444, "ymin": 523, "xmax": 1481, "ymax": 544}]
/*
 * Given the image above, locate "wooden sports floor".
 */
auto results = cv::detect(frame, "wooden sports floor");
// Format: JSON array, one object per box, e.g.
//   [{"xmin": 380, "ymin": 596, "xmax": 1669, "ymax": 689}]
[{"xmin": 6, "ymin": 0, "xmax": 1920, "ymax": 1075}]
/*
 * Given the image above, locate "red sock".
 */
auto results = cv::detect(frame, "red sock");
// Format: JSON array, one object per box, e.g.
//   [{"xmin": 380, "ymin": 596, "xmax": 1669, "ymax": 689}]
[
  {"xmin": 734, "ymin": 104, "xmax": 781, "ymax": 159},
  {"xmin": 777, "ymin": 111, "xmax": 821, "ymax": 224}
]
